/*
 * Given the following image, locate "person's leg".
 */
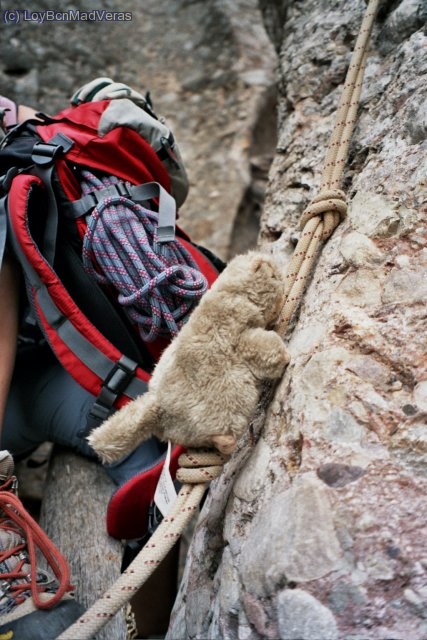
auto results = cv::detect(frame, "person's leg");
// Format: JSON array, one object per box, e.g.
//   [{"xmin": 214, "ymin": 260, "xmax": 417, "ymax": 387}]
[
  {"xmin": 0, "ymin": 256, "xmax": 20, "ymax": 439},
  {"xmin": 2, "ymin": 341, "xmax": 166, "ymax": 483},
  {"xmin": 2, "ymin": 342, "xmax": 97, "ymax": 460}
]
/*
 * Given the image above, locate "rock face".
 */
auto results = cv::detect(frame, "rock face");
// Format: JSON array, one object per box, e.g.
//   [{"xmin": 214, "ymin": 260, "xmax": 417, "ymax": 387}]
[{"xmin": 167, "ymin": 1, "xmax": 427, "ymax": 639}]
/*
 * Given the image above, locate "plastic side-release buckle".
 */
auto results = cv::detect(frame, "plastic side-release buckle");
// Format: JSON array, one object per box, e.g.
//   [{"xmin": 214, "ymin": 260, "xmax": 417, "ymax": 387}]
[
  {"xmin": 31, "ymin": 133, "xmax": 74, "ymax": 166},
  {"xmin": 64, "ymin": 182, "xmax": 147, "ymax": 218},
  {"xmin": 84, "ymin": 355, "xmax": 139, "ymax": 434}
]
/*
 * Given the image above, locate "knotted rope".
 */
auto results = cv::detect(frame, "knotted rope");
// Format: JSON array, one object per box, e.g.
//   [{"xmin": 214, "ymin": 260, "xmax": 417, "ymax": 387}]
[
  {"xmin": 276, "ymin": 0, "xmax": 379, "ymax": 334},
  {"xmin": 59, "ymin": 2, "xmax": 380, "ymax": 637},
  {"xmin": 58, "ymin": 450, "xmax": 226, "ymax": 640},
  {"xmin": 81, "ymin": 170, "xmax": 208, "ymax": 342}
]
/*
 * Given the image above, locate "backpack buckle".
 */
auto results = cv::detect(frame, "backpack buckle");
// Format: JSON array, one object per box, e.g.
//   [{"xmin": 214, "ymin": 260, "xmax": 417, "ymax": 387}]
[
  {"xmin": 31, "ymin": 133, "xmax": 74, "ymax": 166},
  {"xmin": 84, "ymin": 355, "xmax": 139, "ymax": 434},
  {"xmin": 31, "ymin": 142, "xmax": 64, "ymax": 166},
  {"xmin": 103, "ymin": 355, "xmax": 138, "ymax": 397}
]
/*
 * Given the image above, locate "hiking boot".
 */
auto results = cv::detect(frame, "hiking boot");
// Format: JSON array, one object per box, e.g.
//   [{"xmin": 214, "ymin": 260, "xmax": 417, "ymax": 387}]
[{"xmin": 0, "ymin": 450, "xmax": 85, "ymax": 639}]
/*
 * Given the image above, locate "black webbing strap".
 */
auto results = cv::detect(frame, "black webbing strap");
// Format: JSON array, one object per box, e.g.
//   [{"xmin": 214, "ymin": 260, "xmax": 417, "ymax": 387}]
[
  {"xmin": 0, "ymin": 195, "xmax": 7, "ymax": 270},
  {"xmin": 83, "ymin": 355, "xmax": 139, "ymax": 432},
  {"xmin": 30, "ymin": 134, "xmax": 74, "ymax": 263},
  {"xmin": 0, "ymin": 168, "xmax": 24, "ymax": 271}
]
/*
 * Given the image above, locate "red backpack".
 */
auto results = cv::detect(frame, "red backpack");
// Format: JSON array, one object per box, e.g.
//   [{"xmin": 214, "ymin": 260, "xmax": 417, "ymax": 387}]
[{"xmin": 0, "ymin": 85, "xmax": 223, "ymax": 539}]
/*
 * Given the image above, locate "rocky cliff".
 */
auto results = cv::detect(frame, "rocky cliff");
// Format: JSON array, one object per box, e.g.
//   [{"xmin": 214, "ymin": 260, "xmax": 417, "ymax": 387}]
[{"xmin": 167, "ymin": 1, "xmax": 427, "ymax": 638}]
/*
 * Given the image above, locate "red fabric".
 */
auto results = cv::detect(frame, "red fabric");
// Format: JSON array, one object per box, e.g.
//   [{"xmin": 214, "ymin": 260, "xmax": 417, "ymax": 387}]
[
  {"xmin": 106, "ymin": 445, "xmax": 185, "ymax": 540},
  {"xmin": 8, "ymin": 175, "xmax": 151, "ymax": 402},
  {"xmin": 36, "ymin": 101, "xmax": 171, "ymax": 195}
]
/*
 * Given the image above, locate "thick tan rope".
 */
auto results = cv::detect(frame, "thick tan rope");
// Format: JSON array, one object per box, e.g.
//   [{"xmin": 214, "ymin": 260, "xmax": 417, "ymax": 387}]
[
  {"xmin": 276, "ymin": 0, "xmax": 379, "ymax": 335},
  {"xmin": 59, "ymin": 2, "xmax": 380, "ymax": 638},
  {"xmin": 58, "ymin": 450, "xmax": 226, "ymax": 639}
]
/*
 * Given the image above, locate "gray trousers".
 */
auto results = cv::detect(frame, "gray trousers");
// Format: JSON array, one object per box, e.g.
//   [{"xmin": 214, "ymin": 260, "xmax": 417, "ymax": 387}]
[{"xmin": 2, "ymin": 342, "xmax": 165, "ymax": 485}]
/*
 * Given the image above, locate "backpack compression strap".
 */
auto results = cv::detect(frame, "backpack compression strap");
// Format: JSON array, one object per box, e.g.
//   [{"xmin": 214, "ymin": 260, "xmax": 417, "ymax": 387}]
[
  {"xmin": 79, "ymin": 171, "xmax": 208, "ymax": 342},
  {"xmin": 0, "ymin": 195, "xmax": 7, "ymax": 269},
  {"xmin": 64, "ymin": 175, "xmax": 177, "ymax": 243},
  {"xmin": 0, "ymin": 130, "xmax": 74, "ymax": 270}
]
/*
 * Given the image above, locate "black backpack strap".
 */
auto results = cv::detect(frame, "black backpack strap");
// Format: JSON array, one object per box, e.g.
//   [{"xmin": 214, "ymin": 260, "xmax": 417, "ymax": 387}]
[
  {"xmin": 0, "ymin": 169, "xmax": 26, "ymax": 270},
  {"xmin": 0, "ymin": 194, "xmax": 8, "ymax": 270},
  {"xmin": 30, "ymin": 133, "xmax": 74, "ymax": 263}
]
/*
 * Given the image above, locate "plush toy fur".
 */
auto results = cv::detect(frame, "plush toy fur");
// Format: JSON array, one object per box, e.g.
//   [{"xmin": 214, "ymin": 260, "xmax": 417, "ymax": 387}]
[{"xmin": 88, "ymin": 251, "xmax": 290, "ymax": 461}]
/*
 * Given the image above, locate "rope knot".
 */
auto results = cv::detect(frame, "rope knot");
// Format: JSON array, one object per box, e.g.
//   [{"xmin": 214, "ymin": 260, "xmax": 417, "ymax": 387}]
[
  {"xmin": 176, "ymin": 449, "xmax": 228, "ymax": 484},
  {"xmin": 299, "ymin": 189, "xmax": 347, "ymax": 240}
]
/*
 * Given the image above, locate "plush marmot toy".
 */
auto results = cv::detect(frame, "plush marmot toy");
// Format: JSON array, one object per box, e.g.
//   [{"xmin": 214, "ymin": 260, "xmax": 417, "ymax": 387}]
[{"xmin": 88, "ymin": 251, "xmax": 290, "ymax": 460}]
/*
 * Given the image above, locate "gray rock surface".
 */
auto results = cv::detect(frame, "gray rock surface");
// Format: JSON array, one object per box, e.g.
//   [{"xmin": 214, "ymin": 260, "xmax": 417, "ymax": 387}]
[
  {"xmin": 167, "ymin": 1, "xmax": 427, "ymax": 638},
  {"xmin": 277, "ymin": 588, "xmax": 339, "ymax": 640}
]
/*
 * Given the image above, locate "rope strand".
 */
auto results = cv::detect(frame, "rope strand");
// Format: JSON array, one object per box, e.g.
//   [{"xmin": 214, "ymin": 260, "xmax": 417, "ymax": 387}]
[
  {"xmin": 0, "ymin": 491, "xmax": 73, "ymax": 610},
  {"xmin": 276, "ymin": 0, "xmax": 380, "ymax": 336},
  {"xmin": 58, "ymin": 450, "xmax": 226, "ymax": 640}
]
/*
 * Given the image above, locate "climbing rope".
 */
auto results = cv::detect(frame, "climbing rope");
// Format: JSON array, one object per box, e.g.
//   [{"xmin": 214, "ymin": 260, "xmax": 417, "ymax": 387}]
[
  {"xmin": 276, "ymin": 0, "xmax": 380, "ymax": 334},
  {"xmin": 81, "ymin": 170, "xmax": 208, "ymax": 342},
  {"xmin": 59, "ymin": 1, "xmax": 380, "ymax": 637},
  {"xmin": 0, "ymin": 490, "xmax": 73, "ymax": 610},
  {"xmin": 58, "ymin": 450, "xmax": 226, "ymax": 640}
]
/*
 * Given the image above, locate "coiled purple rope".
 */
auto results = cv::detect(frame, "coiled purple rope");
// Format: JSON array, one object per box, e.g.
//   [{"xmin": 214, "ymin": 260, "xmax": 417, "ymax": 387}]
[{"xmin": 81, "ymin": 170, "xmax": 208, "ymax": 342}]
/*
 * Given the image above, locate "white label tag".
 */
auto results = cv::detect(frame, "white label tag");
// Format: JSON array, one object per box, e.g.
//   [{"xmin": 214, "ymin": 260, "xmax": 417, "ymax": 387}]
[{"xmin": 154, "ymin": 441, "xmax": 177, "ymax": 517}]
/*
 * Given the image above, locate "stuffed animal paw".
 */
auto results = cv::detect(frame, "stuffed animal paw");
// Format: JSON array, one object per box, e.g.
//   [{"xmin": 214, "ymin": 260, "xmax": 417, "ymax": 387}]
[{"xmin": 88, "ymin": 251, "xmax": 290, "ymax": 462}]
